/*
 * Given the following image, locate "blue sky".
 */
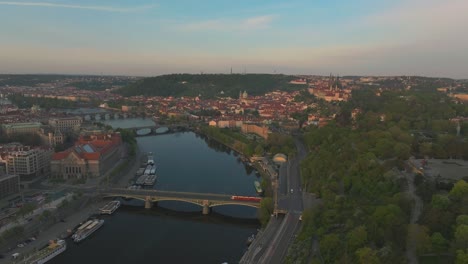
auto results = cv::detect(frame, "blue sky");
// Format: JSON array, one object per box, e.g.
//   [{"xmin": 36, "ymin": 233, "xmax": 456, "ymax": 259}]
[{"xmin": 0, "ymin": 0, "xmax": 467, "ymax": 78}]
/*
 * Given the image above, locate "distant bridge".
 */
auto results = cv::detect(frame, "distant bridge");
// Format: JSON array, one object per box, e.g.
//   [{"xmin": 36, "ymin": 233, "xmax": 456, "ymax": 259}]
[
  {"xmin": 100, "ymin": 188, "xmax": 261, "ymax": 214},
  {"xmin": 132, "ymin": 124, "xmax": 191, "ymax": 136}
]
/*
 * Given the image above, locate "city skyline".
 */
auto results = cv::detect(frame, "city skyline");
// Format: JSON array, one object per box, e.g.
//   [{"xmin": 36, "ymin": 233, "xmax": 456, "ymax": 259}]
[{"xmin": 0, "ymin": 0, "xmax": 467, "ymax": 78}]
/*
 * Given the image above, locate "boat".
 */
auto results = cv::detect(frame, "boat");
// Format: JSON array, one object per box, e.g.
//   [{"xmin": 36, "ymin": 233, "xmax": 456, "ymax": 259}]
[
  {"xmin": 135, "ymin": 175, "xmax": 148, "ymax": 185},
  {"xmin": 254, "ymin": 181, "xmax": 263, "ymax": 194},
  {"xmin": 147, "ymin": 152, "xmax": 154, "ymax": 165},
  {"xmin": 73, "ymin": 219, "xmax": 104, "ymax": 243},
  {"xmin": 99, "ymin": 201, "xmax": 121, "ymax": 215},
  {"xmin": 143, "ymin": 165, "xmax": 152, "ymax": 176},
  {"xmin": 143, "ymin": 174, "xmax": 157, "ymax": 186},
  {"xmin": 246, "ymin": 234, "xmax": 255, "ymax": 245},
  {"xmin": 27, "ymin": 239, "xmax": 66, "ymax": 264},
  {"xmin": 71, "ymin": 220, "xmax": 93, "ymax": 239}
]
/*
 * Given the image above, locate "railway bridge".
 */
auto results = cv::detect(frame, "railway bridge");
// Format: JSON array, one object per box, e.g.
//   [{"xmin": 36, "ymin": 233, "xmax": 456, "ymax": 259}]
[{"xmin": 100, "ymin": 188, "xmax": 261, "ymax": 214}]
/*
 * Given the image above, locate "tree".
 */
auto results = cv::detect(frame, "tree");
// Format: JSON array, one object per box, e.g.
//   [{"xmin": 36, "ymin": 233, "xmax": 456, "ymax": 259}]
[
  {"xmin": 17, "ymin": 203, "xmax": 36, "ymax": 218},
  {"xmin": 431, "ymin": 232, "xmax": 448, "ymax": 254},
  {"xmin": 394, "ymin": 142, "xmax": 411, "ymax": 160},
  {"xmin": 259, "ymin": 197, "xmax": 273, "ymax": 227},
  {"xmin": 449, "ymin": 180, "xmax": 468, "ymax": 201},
  {"xmin": 456, "ymin": 249, "xmax": 468, "ymax": 264},
  {"xmin": 431, "ymin": 194, "xmax": 451, "ymax": 210},
  {"xmin": 455, "ymin": 224, "xmax": 468, "ymax": 250},
  {"xmin": 457, "ymin": 215, "xmax": 468, "ymax": 226},
  {"xmin": 347, "ymin": 226, "xmax": 368, "ymax": 252},
  {"xmin": 355, "ymin": 247, "xmax": 380, "ymax": 264},
  {"xmin": 255, "ymin": 145, "xmax": 265, "ymax": 156},
  {"xmin": 320, "ymin": 233, "xmax": 341, "ymax": 263},
  {"xmin": 407, "ymin": 224, "xmax": 432, "ymax": 255}
]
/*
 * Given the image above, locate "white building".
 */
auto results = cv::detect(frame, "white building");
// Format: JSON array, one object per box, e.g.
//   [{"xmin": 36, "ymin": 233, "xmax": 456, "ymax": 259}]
[
  {"xmin": 48, "ymin": 117, "xmax": 82, "ymax": 133},
  {"xmin": 0, "ymin": 145, "xmax": 53, "ymax": 182}
]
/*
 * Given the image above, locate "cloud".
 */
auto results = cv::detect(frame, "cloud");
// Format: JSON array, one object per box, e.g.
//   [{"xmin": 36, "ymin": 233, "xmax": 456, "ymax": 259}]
[
  {"xmin": 0, "ymin": 1, "xmax": 155, "ymax": 12},
  {"xmin": 179, "ymin": 15, "xmax": 276, "ymax": 32}
]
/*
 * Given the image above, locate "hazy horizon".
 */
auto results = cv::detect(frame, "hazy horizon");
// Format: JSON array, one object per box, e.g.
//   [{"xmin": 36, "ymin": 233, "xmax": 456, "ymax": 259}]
[{"xmin": 1, "ymin": 0, "xmax": 467, "ymax": 78}]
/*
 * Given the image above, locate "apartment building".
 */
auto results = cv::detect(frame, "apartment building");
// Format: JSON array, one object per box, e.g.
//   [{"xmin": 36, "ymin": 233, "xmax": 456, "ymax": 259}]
[
  {"xmin": 0, "ymin": 174, "xmax": 20, "ymax": 199},
  {"xmin": 0, "ymin": 145, "xmax": 53, "ymax": 182}
]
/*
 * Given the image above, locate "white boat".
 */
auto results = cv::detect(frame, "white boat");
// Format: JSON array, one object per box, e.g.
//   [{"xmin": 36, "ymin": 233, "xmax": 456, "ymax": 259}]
[
  {"xmin": 28, "ymin": 239, "xmax": 66, "ymax": 264},
  {"xmin": 72, "ymin": 220, "xmax": 93, "ymax": 239},
  {"xmin": 73, "ymin": 219, "xmax": 104, "ymax": 243},
  {"xmin": 99, "ymin": 201, "xmax": 121, "ymax": 215},
  {"xmin": 135, "ymin": 175, "xmax": 148, "ymax": 185},
  {"xmin": 147, "ymin": 152, "xmax": 154, "ymax": 165},
  {"xmin": 143, "ymin": 174, "xmax": 157, "ymax": 186}
]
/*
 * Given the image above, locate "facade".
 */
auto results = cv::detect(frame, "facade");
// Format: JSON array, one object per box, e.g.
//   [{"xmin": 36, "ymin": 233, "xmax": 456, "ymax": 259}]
[
  {"xmin": 48, "ymin": 117, "xmax": 82, "ymax": 133},
  {"xmin": 51, "ymin": 133, "xmax": 123, "ymax": 180},
  {"xmin": 0, "ymin": 174, "xmax": 20, "ymax": 199},
  {"xmin": 241, "ymin": 124, "xmax": 269, "ymax": 139},
  {"xmin": 0, "ymin": 146, "xmax": 53, "ymax": 182},
  {"xmin": 47, "ymin": 130, "xmax": 65, "ymax": 147},
  {"xmin": 1, "ymin": 122, "xmax": 42, "ymax": 136},
  {"xmin": 38, "ymin": 128, "xmax": 65, "ymax": 147}
]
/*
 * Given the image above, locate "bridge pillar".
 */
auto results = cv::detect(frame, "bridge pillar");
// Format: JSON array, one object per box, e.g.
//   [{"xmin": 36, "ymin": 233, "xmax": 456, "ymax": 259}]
[
  {"xmin": 145, "ymin": 196, "xmax": 153, "ymax": 209},
  {"xmin": 202, "ymin": 200, "xmax": 211, "ymax": 215}
]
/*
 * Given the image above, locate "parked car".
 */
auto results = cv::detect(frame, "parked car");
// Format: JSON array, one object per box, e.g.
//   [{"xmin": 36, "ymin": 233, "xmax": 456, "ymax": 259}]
[{"xmin": 17, "ymin": 244, "xmax": 24, "ymax": 248}]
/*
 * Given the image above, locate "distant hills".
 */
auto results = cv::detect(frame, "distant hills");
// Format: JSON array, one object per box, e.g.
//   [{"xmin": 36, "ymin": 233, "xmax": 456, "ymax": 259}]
[{"xmin": 115, "ymin": 74, "xmax": 304, "ymax": 98}]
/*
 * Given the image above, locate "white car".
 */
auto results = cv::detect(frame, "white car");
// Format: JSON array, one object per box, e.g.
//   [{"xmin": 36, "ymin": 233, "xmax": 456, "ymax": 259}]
[
  {"xmin": 17, "ymin": 244, "xmax": 24, "ymax": 248},
  {"xmin": 290, "ymin": 189, "xmax": 293, "ymax": 194}
]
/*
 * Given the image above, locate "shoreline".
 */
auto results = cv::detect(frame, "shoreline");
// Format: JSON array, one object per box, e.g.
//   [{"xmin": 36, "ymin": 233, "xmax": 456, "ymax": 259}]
[{"xmin": 1, "ymin": 199, "xmax": 106, "ymax": 264}]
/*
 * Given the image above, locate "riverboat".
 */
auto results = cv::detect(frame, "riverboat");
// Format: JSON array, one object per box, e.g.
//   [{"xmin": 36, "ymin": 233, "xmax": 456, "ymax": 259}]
[
  {"xmin": 99, "ymin": 201, "xmax": 121, "ymax": 215},
  {"xmin": 27, "ymin": 239, "xmax": 66, "ymax": 264},
  {"xmin": 254, "ymin": 181, "xmax": 263, "ymax": 194},
  {"xmin": 73, "ymin": 219, "xmax": 104, "ymax": 243}
]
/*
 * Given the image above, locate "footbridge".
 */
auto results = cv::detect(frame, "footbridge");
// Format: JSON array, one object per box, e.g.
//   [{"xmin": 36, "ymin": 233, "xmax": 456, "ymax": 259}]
[{"xmin": 100, "ymin": 188, "xmax": 261, "ymax": 214}]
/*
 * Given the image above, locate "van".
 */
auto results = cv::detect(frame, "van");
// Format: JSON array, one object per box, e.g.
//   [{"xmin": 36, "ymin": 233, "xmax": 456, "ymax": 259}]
[{"xmin": 12, "ymin": 253, "xmax": 20, "ymax": 259}]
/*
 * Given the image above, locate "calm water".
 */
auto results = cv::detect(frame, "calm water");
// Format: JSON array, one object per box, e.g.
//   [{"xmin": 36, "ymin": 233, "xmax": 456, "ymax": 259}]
[
  {"xmin": 103, "ymin": 118, "xmax": 155, "ymax": 129},
  {"xmin": 61, "ymin": 107, "xmax": 107, "ymax": 114},
  {"xmin": 49, "ymin": 127, "xmax": 260, "ymax": 264}
]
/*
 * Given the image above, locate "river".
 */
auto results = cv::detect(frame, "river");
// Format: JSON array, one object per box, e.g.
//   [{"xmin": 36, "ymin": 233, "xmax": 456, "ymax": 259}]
[{"xmin": 49, "ymin": 119, "xmax": 261, "ymax": 264}]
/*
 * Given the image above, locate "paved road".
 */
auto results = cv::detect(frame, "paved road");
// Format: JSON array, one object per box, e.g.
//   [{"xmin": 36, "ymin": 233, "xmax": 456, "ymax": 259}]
[
  {"xmin": 242, "ymin": 137, "xmax": 308, "ymax": 264},
  {"xmin": 261, "ymin": 139, "xmax": 306, "ymax": 263}
]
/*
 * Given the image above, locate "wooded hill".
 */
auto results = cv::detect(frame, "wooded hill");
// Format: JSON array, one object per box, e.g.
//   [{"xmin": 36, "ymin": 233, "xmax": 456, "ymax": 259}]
[{"xmin": 115, "ymin": 74, "xmax": 305, "ymax": 98}]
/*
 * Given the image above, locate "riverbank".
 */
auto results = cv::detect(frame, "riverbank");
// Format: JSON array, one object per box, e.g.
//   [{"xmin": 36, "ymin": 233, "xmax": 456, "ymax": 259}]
[
  {"xmin": 195, "ymin": 127, "xmax": 250, "ymax": 160},
  {"xmin": 1, "ymin": 197, "xmax": 106, "ymax": 264}
]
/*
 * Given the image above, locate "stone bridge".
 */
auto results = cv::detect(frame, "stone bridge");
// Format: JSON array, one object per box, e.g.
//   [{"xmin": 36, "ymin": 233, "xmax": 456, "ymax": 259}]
[{"xmin": 100, "ymin": 188, "xmax": 261, "ymax": 214}]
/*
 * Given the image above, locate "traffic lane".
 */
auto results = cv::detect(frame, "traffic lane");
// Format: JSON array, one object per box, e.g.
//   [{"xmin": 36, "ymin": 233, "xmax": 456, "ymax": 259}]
[
  {"xmin": 278, "ymin": 163, "xmax": 288, "ymax": 196},
  {"xmin": 269, "ymin": 214, "xmax": 301, "ymax": 264},
  {"xmin": 250, "ymin": 216, "xmax": 284, "ymax": 263}
]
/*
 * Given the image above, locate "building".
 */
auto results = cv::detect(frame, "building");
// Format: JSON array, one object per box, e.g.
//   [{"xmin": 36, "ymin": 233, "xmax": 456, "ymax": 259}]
[
  {"xmin": 241, "ymin": 124, "xmax": 270, "ymax": 139},
  {"xmin": 0, "ymin": 174, "xmax": 20, "ymax": 199},
  {"xmin": 51, "ymin": 133, "xmax": 123, "ymax": 180},
  {"xmin": 0, "ymin": 145, "xmax": 53, "ymax": 182},
  {"xmin": 48, "ymin": 117, "xmax": 82, "ymax": 133},
  {"xmin": 47, "ymin": 130, "xmax": 64, "ymax": 147},
  {"xmin": 1, "ymin": 122, "xmax": 42, "ymax": 136}
]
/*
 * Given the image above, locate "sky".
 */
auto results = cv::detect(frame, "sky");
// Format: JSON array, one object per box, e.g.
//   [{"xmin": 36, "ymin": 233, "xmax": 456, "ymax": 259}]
[{"xmin": 0, "ymin": 0, "xmax": 467, "ymax": 78}]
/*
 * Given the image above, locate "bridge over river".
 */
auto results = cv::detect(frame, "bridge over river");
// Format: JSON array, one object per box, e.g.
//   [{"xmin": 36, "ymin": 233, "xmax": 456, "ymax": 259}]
[{"xmin": 100, "ymin": 188, "xmax": 261, "ymax": 214}]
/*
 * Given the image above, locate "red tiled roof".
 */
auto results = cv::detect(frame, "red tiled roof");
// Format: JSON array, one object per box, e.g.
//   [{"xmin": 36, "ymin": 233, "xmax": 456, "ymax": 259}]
[{"xmin": 52, "ymin": 133, "xmax": 121, "ymax": 161}]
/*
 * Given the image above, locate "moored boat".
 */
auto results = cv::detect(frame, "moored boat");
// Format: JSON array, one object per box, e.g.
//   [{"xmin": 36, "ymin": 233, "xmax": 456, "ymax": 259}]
[
  {"xmin": 254, "ymin": 181, "xmax": 263, "ymax": 194},
  {"xmin": 73, "ymin": 219, "xmax": 104, "ymax": 243},
  {"xmin": 27, "ymin": 239, "xmax": 66, "ymax": 264}
]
